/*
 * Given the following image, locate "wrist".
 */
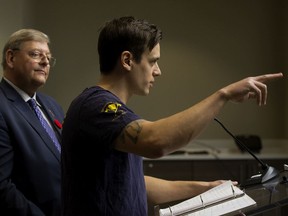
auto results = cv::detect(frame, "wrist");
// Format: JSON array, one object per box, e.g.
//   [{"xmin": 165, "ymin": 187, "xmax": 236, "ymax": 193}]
[{"xmin": 217, "ymin": 88, "xmax": 230, "ymax": 102}]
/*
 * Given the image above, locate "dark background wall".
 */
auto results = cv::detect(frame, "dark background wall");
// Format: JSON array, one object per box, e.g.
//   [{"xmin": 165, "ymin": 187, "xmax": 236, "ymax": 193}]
[{"xmin": 1, "ymin": 0, "xmax": 287, "ymax": 139}]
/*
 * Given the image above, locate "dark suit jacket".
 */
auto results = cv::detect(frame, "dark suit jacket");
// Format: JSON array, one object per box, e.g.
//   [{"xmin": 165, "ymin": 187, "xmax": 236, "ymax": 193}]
[{"xmin": 0, "ymin": 79, "xmax": 64, "ymax": 216}]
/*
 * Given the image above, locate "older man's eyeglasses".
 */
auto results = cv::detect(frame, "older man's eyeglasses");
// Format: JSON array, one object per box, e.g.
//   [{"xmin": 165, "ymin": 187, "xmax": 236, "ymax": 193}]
[{"xmin": 12, "ymin": 49, "xmax": 56, "ymax": 67}]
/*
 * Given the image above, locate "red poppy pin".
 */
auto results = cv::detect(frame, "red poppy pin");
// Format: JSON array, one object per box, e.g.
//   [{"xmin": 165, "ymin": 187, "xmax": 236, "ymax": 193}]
[{"xmin": 54, "ymin": 119, "xmax": 62, "ymax": 129}]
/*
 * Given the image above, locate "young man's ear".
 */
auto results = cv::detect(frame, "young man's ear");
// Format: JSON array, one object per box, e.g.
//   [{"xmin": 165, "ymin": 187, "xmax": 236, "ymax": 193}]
[{"xmin": 121, "ymin": 51, "xmax": 133, "ymax": 70}]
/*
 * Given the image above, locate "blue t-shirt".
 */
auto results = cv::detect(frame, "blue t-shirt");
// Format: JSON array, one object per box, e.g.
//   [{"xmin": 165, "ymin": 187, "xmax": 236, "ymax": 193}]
[{"xmin": 62, "ymin": 86, "xmax": 147, "ymax": 216}]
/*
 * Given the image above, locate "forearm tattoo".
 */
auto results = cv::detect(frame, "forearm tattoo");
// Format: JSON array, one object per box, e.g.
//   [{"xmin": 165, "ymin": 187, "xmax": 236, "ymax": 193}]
[{"xmin": 121, "ymin": 120, "xmax": 143, "ymax": 144}]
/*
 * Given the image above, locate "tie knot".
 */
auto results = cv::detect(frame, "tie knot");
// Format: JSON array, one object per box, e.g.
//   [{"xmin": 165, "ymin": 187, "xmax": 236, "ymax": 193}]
[{"xmin": 28, "ymin": 99, "xmax": 38, "ymax": 110}]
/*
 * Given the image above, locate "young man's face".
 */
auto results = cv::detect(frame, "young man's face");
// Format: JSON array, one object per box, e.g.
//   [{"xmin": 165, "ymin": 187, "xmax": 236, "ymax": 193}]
[{"xmin": 130, "ymin": 43, "xmax": 161, "ymax": 96}]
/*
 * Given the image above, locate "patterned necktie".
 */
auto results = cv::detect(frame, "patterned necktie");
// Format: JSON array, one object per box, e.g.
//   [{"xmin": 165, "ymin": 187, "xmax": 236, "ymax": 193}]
[{"xmin": 28, "ymin": 99, "xmax": 61, "ymax": 152}]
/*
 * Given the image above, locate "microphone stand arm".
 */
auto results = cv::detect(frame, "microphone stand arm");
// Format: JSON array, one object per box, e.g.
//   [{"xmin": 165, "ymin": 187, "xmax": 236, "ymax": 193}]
[{"xmin": 214, "ymin": 118, "xmax": 279, "ymax": 186}]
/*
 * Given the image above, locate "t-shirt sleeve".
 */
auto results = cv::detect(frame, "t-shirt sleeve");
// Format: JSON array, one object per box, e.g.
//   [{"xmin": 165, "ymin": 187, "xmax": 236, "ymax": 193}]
[{"xmin": 79, "ymin": 92, "xmax": 141, "ymax": 150}]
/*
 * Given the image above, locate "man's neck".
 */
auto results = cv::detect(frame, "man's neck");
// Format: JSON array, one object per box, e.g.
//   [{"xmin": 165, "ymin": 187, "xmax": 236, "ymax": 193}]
[
  {"xmin": 97, "ymin": 75, "xmax": 131, "ymax": 104},
  {"xmin": 3, "ymin": 77, "xmax": 36, "ymax": 101}
]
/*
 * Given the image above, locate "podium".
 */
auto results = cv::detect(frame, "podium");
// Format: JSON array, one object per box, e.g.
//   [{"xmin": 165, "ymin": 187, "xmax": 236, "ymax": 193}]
[
  {"xmin": 242, "ymin": 170, "xmax": 288, "ymax": 215},
  {"xmin": 154, "ymin": 170, "xmax": 288, "ymax": 216}
]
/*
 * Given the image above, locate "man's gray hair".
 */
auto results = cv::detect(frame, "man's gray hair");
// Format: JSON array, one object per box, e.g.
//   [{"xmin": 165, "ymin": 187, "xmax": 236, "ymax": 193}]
[{"xmin": 1, "ymin": 29, "xmax": 50, "ymax": 69}]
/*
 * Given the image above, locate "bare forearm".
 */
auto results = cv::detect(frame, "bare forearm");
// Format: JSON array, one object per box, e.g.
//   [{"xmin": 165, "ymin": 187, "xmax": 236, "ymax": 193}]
[
  {"xmin": 145, "ymin": 90, "xmax": 228, "ymax": 154},
  {"xmin": 145, "ymin": 176, "xmax": 227, "ymax": 205}
]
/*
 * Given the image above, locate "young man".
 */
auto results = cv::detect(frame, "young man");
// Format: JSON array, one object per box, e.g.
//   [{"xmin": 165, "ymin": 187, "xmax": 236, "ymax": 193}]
[
  {"xmin": 61, "ymin": 16, "xmax": 283, "ymax": 215},
  {"xmin": 0, "ymin": 29, "xmax": 64, "ymax": 215}
]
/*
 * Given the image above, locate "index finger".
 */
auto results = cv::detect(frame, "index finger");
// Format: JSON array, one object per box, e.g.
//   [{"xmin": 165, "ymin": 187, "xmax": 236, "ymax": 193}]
[{"xmin": 255, "ymin": 72, "xmax": 283, "ymax": 83}]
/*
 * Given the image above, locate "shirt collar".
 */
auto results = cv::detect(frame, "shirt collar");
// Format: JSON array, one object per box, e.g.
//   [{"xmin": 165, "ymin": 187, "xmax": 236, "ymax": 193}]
[{"xmin": 4, "ymin": 77, "xmax": 37, "ymax": 103}]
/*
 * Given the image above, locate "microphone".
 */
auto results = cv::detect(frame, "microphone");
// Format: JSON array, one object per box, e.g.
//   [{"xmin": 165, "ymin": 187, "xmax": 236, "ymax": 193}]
[{"xmin": 214, "ymin": 118, "xmax": 279, "ymax": 188}]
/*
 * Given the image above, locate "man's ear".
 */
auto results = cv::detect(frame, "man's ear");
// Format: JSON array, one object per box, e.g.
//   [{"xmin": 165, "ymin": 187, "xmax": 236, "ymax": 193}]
[
  {"xmin": 121, "ymin": 51, "xmax": 133, "ymax": 70},
  {"xmin": 6, "ymin": 49, "xmax": 15, "ymax": 68}
]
